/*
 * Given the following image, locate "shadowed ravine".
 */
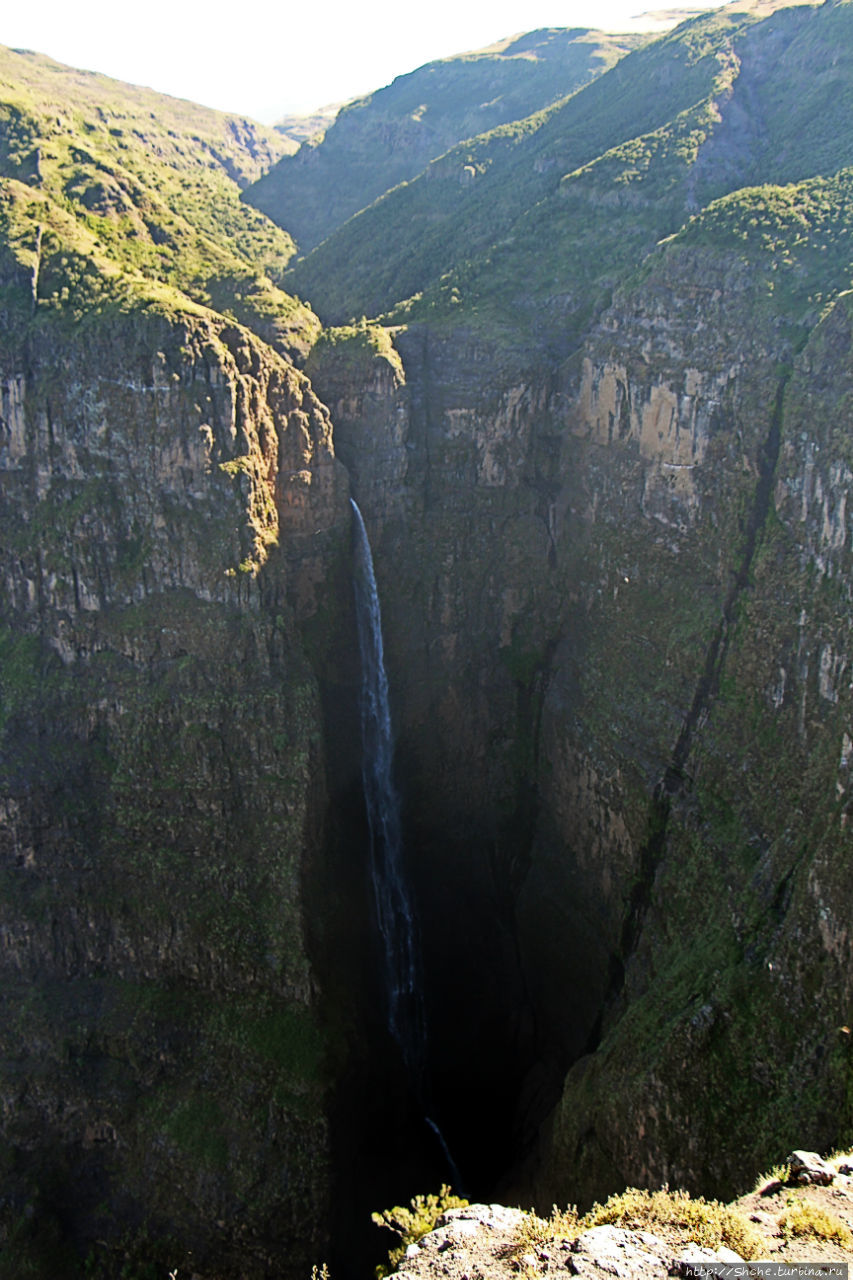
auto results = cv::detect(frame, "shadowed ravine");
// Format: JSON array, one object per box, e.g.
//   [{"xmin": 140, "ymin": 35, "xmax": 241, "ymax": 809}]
[{"xmin": 349, "ymin": 499, "xmax": 463, "ymax": 1192}]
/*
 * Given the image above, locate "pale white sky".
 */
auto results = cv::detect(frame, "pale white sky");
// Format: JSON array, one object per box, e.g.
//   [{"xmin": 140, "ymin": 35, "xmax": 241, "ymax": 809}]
[{"xmin": 1, "ymin": 0, "xmax": 728, "ymax": 123}]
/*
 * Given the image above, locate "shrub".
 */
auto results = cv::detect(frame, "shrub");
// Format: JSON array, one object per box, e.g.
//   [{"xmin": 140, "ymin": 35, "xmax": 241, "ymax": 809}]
[
  {"xmin": 515, "ymin": 1204, "xmax": 579, "ymax": 1252},
  {"xmin": 372, "ymin": 1185, "xmax": 468, "ymax": 1278},
  {"xmin": 515, "ymin": 1187, "xmax": 762, "ymax": 1260},
  {"xmin": 753, "ymin": 1162, "xmax": 791, "ymax": 1193},
  {"xmin": 582, "ymin": 1187, "xmax": 762, "ymax": 1259}
]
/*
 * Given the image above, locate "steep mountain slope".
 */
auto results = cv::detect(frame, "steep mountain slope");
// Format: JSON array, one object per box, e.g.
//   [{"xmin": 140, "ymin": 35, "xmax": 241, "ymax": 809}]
[
  {"xmin": 245, "ymin": 28, "xmax": 644, "ymax": 256},
  {"xmin": 0, "ymin": 45, "xmax": 319, "ymax": 359},
  {"xmin": 287, "ymin": 0, "xmax": 853, "ymax": 337},
  {"xmin": 283, "ymin": 8, "xmax": 746, "ymax": 324}
]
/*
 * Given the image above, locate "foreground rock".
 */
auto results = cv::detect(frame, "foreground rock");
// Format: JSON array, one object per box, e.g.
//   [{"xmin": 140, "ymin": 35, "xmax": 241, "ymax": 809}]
[
  {"xmin": 788, "ymin": 1152, "xmax": 836, "ymax": 1187},
  {"xmin": 387, "ymin": 1207, "xmax": 748, "ymax": 1280},
  {"xmin": 384, "ymin": 1156, "xmax": 853, "ymax": 1280}
]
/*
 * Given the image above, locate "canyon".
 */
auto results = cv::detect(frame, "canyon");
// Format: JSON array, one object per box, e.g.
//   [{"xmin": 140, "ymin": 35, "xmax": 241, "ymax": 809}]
[{"xmin": 2, "ymin": 3, "xmax": 853, "ymax": 1276}]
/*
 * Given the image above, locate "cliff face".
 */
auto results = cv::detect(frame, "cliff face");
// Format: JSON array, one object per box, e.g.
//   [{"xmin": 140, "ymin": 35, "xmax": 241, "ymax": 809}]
[
  {"xmin": 303, "ymin": 33, "xmax": 853, "ymax": 1208},
  {"xmin": 0, "ymin": 298, "xmax": 353, "ymax": 1276},
  {"xmin": 522, "ymin": 274, "xmax": 853, "ymax": 1208},
  {"xmin": 0, "ymin": 46, "xmax": 373, "ymax": 1276}
]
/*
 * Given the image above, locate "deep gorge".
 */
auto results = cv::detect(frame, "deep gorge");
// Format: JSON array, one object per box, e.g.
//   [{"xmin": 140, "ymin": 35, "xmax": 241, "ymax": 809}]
[{"xmin": 3, "ymin": 6, "xmax": 853, "ymax": 1276}]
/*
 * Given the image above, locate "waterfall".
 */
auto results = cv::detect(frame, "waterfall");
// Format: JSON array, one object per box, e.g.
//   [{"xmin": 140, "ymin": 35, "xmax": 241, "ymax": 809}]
[
  {"xmin": 350, "ymin": 499, "xmax": 426, "ymax": 1079},
  {"xmin": 350, "ymin": 499, "xmax": 464, "ymax": 1190}
]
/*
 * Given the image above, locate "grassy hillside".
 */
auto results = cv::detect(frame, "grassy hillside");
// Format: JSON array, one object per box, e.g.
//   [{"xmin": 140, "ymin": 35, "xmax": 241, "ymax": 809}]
[
  {"xmin": 283, "ymin": 0, "xmax": 853, "ymax": 343},
  {"xmin": 283, "ymin": 6, "xmax": 753, "ymax": 325},
  {"xmin": 0, "ymin": 45, "xmax": 320, "ymax": 357},
  {"xmin": 245, "ymin": 28, "xmax": 645, "ymax": 256}
]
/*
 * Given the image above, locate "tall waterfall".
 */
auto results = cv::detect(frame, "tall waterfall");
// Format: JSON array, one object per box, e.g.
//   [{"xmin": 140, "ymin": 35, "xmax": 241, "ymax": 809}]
[{"xmin": 350, "ymin": 499, "xmax": 426, "ymax": 1079}]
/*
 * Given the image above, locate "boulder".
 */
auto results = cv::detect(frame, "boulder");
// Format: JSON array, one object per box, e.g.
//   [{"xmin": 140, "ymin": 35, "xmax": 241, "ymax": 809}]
[
  {"xmin": 671, "ymin": 1243, "xmax": 746, "ymax": 1277},
  {"xmin": 787, "ymin": 1150, "xmax": 835, "ymax": 1186},
  {"xmin": 569, "ymin": 1225, "xmax": 673, "ymax": 1277}
]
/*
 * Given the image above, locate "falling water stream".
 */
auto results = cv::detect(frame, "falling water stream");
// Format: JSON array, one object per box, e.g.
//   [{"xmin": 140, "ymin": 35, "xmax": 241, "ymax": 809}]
[
  {"xmin": 350, "ymin": 498, "xmax": 426, "ymax": 1077},
  {"xmin": 350, "ymin": 499, "xmax": 462, "ymax": 1188}
]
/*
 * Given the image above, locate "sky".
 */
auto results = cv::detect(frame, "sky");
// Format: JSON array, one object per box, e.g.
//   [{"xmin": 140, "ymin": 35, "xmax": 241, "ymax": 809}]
[{"xmin": 1, "ymin": 0, "xmax": 728, "ymax": 124}]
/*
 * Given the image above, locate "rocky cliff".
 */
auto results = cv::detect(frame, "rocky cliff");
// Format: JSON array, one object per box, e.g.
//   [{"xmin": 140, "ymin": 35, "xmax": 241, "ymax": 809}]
[
  {"xmin": 5, "ymin": 4, "xmax": 853, "ymax": 1276},
  {"xmin": 301, "ymin": 0, "xmax": 853, "ymax": 1225},
  {"xmin": 0, "ymin": 289, "xmax": 356, "ymax": 1279},
  {"xmin": 0, "ymin": 47, "xmax": 360, "ymax": 1280}
]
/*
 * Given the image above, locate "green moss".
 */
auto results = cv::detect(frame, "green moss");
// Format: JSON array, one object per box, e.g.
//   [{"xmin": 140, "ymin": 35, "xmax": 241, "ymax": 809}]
[
  {"xmin": 500, "ymin": 635, "xmax": 546, "ymax": 689},
  {"xmin": 238, "ymin": 1007, "xmax": 325, "ymax": 1079}
]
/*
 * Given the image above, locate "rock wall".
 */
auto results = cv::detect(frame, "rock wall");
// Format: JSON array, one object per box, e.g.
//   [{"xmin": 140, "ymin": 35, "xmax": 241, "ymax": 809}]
[
  {"xmin": 307, "ymin": 227, "xmax": 853, "ymax": 1212},
  {"xmin": 0, "ymin": 301, "xmax": 352, "ymax": 1277}
]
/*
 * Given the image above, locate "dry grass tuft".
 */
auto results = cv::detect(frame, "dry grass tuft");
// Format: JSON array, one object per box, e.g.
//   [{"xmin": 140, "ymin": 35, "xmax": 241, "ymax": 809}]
[
  {"xmin": 514, "ymin": 1187, "xmax": 762, "ymax": 1260},
  {"xmin": 582, "ymin": 1187, "xmax": 763, "ymax": 1259},
  {"xmin": 753, "ymin": 1162, "xmax": 791, "ymax": 1194},
  {"xmin": 515, "ymin": 1204, "xmax": 579, "ymax": 1252},
  {"xmin": 778, "ymin": 1198, "xmax": 853, "ymax": 1248}
]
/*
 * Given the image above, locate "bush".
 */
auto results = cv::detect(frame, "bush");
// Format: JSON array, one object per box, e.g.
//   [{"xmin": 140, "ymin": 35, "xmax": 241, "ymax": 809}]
[
  {"xmin": 515, "ymin": 1187, "xmax": 762, "ymax": 1261},
  {"xmin": 753, "ymin": 1162, "xmax": 791, "ymax": 1193},
  {"xmin": 515, "ymin": 1204, "xmax": 579, "ymax": 1252},
  {"xmin": 371, "ymin": 1185, "xmax": 468, "ymax": 1278},
  {"xmin": 582, "ymin": 1187, "xmax": 763, "ymax": 1259}
]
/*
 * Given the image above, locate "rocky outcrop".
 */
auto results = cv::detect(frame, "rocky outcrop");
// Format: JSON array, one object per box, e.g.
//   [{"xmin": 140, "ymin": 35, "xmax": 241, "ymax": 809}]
[
  {"xmin": 380, "ymin": 1205, "xmax": 748, "ymax": 1280},
  {"xmin": 374, "ymin": 1151, "xmax": 853, "ymax": 1278}
]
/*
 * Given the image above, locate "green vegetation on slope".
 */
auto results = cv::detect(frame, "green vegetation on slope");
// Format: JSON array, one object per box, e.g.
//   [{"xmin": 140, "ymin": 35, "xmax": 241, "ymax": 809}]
[
  {"xmin": 246, "ymin": 28, "xmax": 645, "ymax": 255},
  {"xmin": 283, "ymin": 4, "xmax": 760, "ymax": 325},
  {"xmin": 0, "ymin": 44, "xmax": 320, "ymax": 356},
  {"xmin": 280, "ymin": 0, "xmax": 853, "ymax": 352}
]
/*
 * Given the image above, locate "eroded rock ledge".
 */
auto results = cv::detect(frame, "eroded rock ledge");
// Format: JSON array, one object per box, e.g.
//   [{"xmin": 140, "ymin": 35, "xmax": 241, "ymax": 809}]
[{"xmin": 380, "ymin": 1151, "xmax": 853, "ymax": 1280}]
